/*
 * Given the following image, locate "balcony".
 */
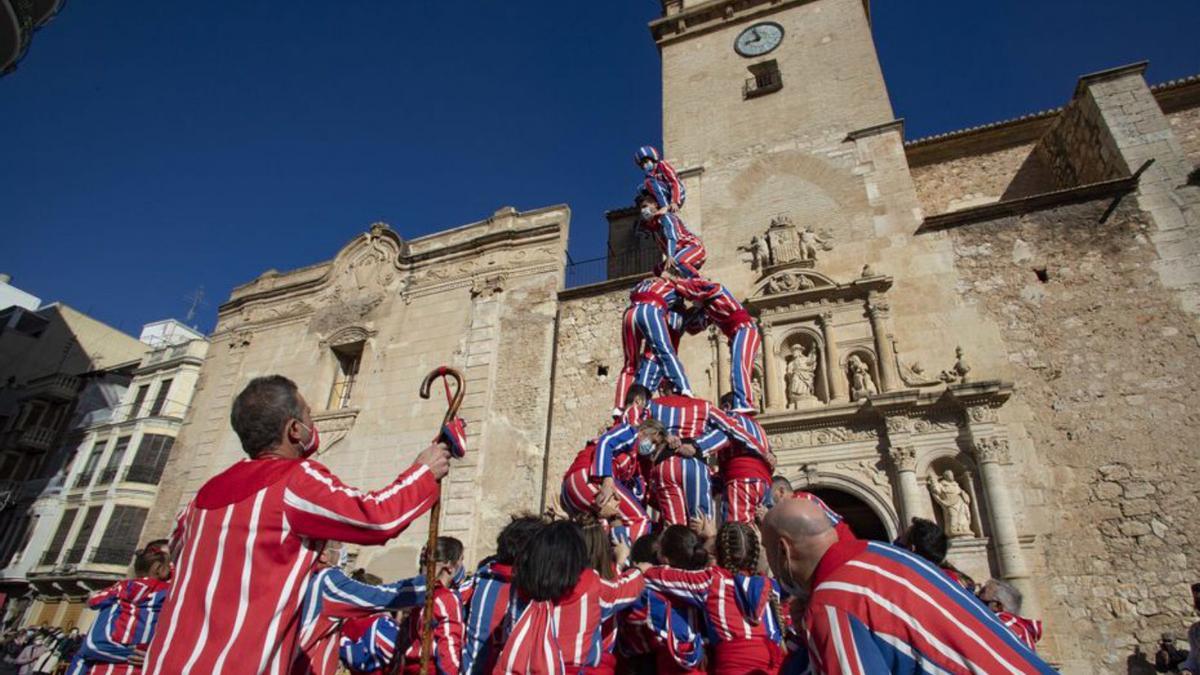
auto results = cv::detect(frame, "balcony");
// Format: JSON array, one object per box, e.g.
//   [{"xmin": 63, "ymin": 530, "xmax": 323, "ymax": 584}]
[
  {"xmin": 22, "ymin": 373, "xmax": 81, "ymax": 401},
  {"xmin": 743, "ymin": 65, "xmax": 782, "ymax": 99},
  {"xmin": 16, "ymin": 426, "xmax": 55, "ymax": 451}
]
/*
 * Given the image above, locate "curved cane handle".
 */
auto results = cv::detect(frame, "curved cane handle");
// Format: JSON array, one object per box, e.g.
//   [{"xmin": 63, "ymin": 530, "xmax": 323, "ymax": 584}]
[{"xmin": 419, "ymin": 366, "xmax": 465, "ymax": 424}]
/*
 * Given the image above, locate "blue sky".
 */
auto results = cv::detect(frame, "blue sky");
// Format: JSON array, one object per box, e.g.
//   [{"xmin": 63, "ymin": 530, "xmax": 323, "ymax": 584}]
[{"xmin": 3, "ymin": 1, "xmax": 1197, "ymax": 336}]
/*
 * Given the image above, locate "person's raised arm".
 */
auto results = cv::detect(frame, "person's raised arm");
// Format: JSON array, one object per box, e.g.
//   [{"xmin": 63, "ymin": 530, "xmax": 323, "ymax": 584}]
[
  {"xmin": 319, "ymin": 568, "xmax": 427, "ymax": 618},
  {"xmin": 284, "ymin": 442, "xmax": 449, "ymax": 545},
  {"xmin": 598, "ymin": 568, "xmax": 646, "ymax": 620}
]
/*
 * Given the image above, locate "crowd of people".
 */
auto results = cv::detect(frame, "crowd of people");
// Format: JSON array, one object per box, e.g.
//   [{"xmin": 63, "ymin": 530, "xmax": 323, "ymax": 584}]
[{"xmin": 19, "ymin": 147, "xmax": 1147, "ymax": 674}]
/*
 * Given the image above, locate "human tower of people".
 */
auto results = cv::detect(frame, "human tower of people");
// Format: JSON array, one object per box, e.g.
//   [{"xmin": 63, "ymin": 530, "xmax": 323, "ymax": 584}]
[{"xmin": 55, "ymin": 148, "xmax": 1058, "ymax": 675}]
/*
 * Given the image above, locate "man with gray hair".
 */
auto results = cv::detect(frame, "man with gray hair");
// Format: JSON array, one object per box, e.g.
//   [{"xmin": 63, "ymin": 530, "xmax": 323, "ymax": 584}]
[
  {"xmin": 979, "ymin": 578, "xmax": 1044, "ymax": 652},
  {"xmin": 761, "ymin": 498, "xmax": 1055, "ymax": 673}
]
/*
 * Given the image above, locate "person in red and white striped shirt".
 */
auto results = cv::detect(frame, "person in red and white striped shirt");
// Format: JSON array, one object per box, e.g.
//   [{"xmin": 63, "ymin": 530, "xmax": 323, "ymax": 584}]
[
  {"xmin": 143, "ymin": 375, "xmax": 451, "ymax": 675},
  {"xmin": 493, "ymin": 520, "xmax": 645, "ymax": 675},
  {"xmin": 398, "ymin": 537, "xmax": 466, "ymax": 674}
]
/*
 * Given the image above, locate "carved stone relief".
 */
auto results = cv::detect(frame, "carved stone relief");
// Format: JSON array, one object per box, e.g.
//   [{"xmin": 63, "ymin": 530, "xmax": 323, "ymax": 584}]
[
  {"xmin": 973, "ymin": 437, "xmax": 1011, "ymax": 464},
  {"xmin": 929, "ymin": 469, "xmax": 976, "ymax": 538},
  {"xmin": 887, "ymin": 445, "xmax": 918, "ymax": 472}
]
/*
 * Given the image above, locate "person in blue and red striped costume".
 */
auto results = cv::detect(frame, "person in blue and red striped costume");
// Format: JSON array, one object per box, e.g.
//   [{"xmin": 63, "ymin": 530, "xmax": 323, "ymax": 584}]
[
  {"xmin": 66, "ymin": 541, "xmax": 171, "ymax": 675},
  {"xmin": 762, "ymin": 497, "xmax": 1057, "ymax": 674},
  {"xmin": 616, "ymin": 531, "xmax": 705, "ymax": 675},
  {"xmin": 690, "ymin": 392, "xmax": 775, "ymax": 524},
  {"xmin": 635, "ymin": 190, "xmax": 706, "ymax": 279},
  {"xmin": 670, "ymin": 276, "xmax": 762, "ymax": 414},
  {"xmin": 613, "ymin": 275, "xmax": 695, "ymax": 416},
  {"xmin": 642, "ymin": 521, "xmax": 785, "ymax": 674},
  {"xmin": 460, "ymin": 515, "xmax": 545, "ymax": 675},
  {"xmin": 635, "ymin": 145, "xmax": 686, "ymax": 214},
  {"xmin": 493, "ymin": 519, "xmax": 644, "ymax": 675},
  {"xmin": 560, "ymin": 414, "xmax": 656, "ymax": 545},
  {"xmin": 292, "ymin": 545, "xmax": 426, "ymax": 675}
]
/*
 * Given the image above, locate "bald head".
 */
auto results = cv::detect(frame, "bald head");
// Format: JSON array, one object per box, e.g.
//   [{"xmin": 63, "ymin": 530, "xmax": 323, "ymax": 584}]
[{"xmin": 762, "ymin": 496, "xmax": 839, "ymax": 590}]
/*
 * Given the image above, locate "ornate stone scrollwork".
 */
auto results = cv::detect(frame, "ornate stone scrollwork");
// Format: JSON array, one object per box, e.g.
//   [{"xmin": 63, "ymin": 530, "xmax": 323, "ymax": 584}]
[
  {"xmin": 885, "ymin": 416, "xmax": 912, "ymax": 434},
  {"xmin": 887, "ymin": 445, "xmax": 918, "ymax": 472},
  {"xmin": 322, "ymin": 325, "xmax": 375, "ymax": 348},
  {"xmin": 973, "ymin": 437, "xmax": 1010, "ymax": 464},
  {"xmin": 966, "ymin": 405, "xmax": 999, "ymax": 424},
  {"xmin": 470, "ymin": 273, "xmax": 507, "ymax": 298}
]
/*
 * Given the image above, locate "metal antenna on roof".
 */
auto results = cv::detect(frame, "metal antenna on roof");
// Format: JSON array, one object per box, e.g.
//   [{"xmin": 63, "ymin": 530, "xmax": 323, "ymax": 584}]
[{"xmin": 184, "ymin": 286, "xmax": 206, "ymax": 327}]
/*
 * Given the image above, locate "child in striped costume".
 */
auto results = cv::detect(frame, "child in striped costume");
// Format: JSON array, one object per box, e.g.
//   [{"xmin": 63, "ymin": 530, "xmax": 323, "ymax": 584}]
[
  {"xmin": 460, "ymin": 515, "xmax": 545, "ymax": 675},
  {"xmin": 635, "ymin": 191, "xmax": 706, "ymax": 279},
  {"xmin": 642, "ymin": 523, "xmax": 785, "ymax": 674},
  {"xmin": 634, "ymin": 145, "xmax": 686, "ymax": 213},
  {"xmin": 616, "ymin": 532, "xmax": 706, "ymax": 675},
  {"xmin": 613, "ymin": 276, "xmax": 694, "ymax": 413},
  {"xmin": 398, "ymin": 537, "xmax": 465, "ymax": 674},
  {"xmin": 66, "ymin": 541, "xmax": 171, "ymax": 675},
  {"xmin": 671, "ymin": 276, "xmax": 761, "ymax": 414},
  {"xmin": 493, "ymin": 520, "xmax": 644, "ymax": 675}
]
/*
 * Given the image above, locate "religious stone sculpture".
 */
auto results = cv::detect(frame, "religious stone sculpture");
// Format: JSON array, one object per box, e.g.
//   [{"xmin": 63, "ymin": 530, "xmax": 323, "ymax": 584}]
[
  {"xmin": 939, "ymin": 345, "xmax": 971, "ymax": 384},
  {"xmin": 751, "ymin": 371, "xmax": 765, "ymax": 413},
  {"xmin": 929, "ymin": 470, "xmax": 974, "ymax": 537},
  {"xmin": 785, "ymin": 343, "xmax": 818, "ymax": 408},
  {"xmin": 744, "ymin": 214, "xmax": 835, "ymax": 271},
  {"xmin": 847, "ymin": 354, "xmax": 878, "ymax": 401}
]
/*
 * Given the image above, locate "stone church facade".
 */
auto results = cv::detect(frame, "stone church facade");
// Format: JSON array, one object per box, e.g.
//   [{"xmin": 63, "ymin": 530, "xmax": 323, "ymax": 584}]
[{"xmin": 143, "ymin": 1, "xmax": 1200, "ymax": 671}]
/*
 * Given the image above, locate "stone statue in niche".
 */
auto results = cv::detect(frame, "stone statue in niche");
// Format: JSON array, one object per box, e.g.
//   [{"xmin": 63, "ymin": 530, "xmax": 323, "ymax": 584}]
[
  {"xmin": 939, "ymin": 346, "xmax": 971, "ymax": 384},
  {"xmin": 847, "ymin": 354, "xmax": 878, "ymax": 401},
  {"xmin": 929, "ymin": 470, "xmax": 974, "ymax": 537},
  {"xmin": 751, "ymin": 371, "xmax": 765, "ymax": 413},
  {"xmin": 785, "ymin": 343, "xmax": 818, "ymax": 408}
]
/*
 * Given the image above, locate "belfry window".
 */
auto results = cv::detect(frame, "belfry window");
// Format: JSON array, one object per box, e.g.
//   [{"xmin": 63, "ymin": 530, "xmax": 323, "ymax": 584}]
[
  {"xmin": 744, "ymin": 59, "xmax": 782, "ymax": 99},
  {"xmin": 328, "ymin": 342, "xmax": 363, "ymax": 410}
]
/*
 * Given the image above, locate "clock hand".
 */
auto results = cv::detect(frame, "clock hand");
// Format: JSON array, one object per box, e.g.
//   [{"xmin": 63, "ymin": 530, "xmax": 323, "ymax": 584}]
[{"xmin": 751, "ymin": 28, "xmax": 761, "ymax": 42}]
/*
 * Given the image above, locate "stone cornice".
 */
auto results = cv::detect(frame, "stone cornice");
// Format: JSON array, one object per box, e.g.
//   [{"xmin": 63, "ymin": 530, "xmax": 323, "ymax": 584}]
[
  {"xmin": 652, "ymin": 0, "xmax": 871, "ymax": 45},
  {"xmin": 845, "ymin": 119, "xmax": 904, "ymax": 142},
  {"xmin": 217, "ymin": 206, "xmax": 568, "ymax": 316},
  {"xmin": 1073, "ymin": 61, "xmax": 1148, "ymax": 99},
  {"xmin": 915, "ymin": 175, "xmax": 1138, "ymax": 234},
  {"xmin": 757, "ymin": 380, "xmax": 1013, "ymax": 436}
]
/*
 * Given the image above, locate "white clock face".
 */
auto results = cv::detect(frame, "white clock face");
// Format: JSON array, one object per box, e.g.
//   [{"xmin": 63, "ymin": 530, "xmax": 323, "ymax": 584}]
[{"xmin": 734, "ymin": 22, "xmax": 784, "ymax": 57}]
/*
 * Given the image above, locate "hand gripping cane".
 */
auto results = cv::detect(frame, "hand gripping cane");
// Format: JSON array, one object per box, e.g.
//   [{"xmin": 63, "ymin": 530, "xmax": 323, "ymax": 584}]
[{"xmin": 417, "ymin": 366, "xmax": 465, "ymax": 675}]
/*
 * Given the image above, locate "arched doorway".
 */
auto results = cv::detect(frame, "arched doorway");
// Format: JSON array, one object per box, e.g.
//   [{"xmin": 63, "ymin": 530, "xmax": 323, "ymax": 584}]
[{"xmin": 809, "ymin": 487, "xmax": 890, "ymax": 541}]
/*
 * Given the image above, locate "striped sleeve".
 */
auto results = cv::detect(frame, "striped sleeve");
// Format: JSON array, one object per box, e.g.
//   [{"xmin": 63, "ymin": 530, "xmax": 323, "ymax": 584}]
[
  {"xmin": 642, "ymin": 567, "xmax": 711, "ymax": 610},
  {"xmin": 657, "ymin": 161, "xmax": 684, "ymax": 206},
  {"xmin": 692, "ymin": 427, "xmax": 730, "ymax": 457},
  {"xmin": 645, "ymin": 175, "xmax": 673, "ymax": 210},
  {"xmin": 592, "ymin": 424, "xmax": 637, "ymax": 479},
  {"xmin": 339, "ymin": 615, "xmax": 399, "ymax": 672},
  {"xmin": 79, "ymin": 603, "xmax": 133, "ymax": 663},
  {"xmin": 806, "ymin": 604, "xmax": 890, "ymax": 675},
  {"xmin": 283, "ymin": 460, "xmax": 440, "ymax": 545},
  {"xmin": 87, "ymin": 581, "xmax": 123, "ymax": 609},
  {"xmin": 706, "ymin": 409, "xmax": 767, "ymax": 455},
  {"xmin": 321, "ymin": 568, "xmax": 426, "ymax": 618},
  {"xmin": 598, "ymin": 569, "xmax": 646, "ymax": 620},
  {"xmin": 433, "ymin": 587, "xmax": 464, "ymax": 675}
]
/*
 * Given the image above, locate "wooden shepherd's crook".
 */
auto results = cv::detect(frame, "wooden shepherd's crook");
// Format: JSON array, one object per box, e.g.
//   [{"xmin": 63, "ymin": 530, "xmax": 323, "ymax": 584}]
[{"xmin": 417, "ymin": 366, "xmax": 464, "ymax": 674}]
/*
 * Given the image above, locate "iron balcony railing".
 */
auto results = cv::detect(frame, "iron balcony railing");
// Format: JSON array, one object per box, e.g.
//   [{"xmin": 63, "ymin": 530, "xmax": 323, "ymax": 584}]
[
  {"xmin": 64, "ymin": 546, "xmax": 87, "ymax": 565},
  {"xmin": 564, "ymin": 246, "xmax": 662, "ymax": 289}
]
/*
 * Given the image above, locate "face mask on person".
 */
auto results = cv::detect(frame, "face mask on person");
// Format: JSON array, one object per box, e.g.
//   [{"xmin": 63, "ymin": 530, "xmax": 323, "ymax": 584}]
[
  {"xmin": 451, "ymin": 563, "xmax": 466, "ymax": 588},
  {"xmin": 641, "ymin": 159, "xmax": 655, "ymax": 173},
  {"xmin": 775, "ymin": 543, "xmax": 806, "ymax": 598},
  {"xmin": 296, "ymin": 421, "xmax": 320, "ymax": 458},
  {"xmin": 640, "ymin": 206, "xmax": 656, "ymax": 222},
  {"xmin": 638, "ymin": 437, "xmax": 657, "ymax": 457}
]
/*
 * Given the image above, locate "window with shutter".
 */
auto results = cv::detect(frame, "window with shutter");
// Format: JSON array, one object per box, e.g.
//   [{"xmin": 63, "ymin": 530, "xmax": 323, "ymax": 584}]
[
  {"xmin": 98, "ymin": 436, "xmax": 131, "ymax": 485},
  {"xmin": 127, "ymin": 434, "xmax": 175, "ymax": 485},
  {"xmin": 93, "ymin": 506, "xmax": 149, "ymax": 565},
  {"xmin": 129, "ymin": 385, "xmax": 150, "ymax": 420},
  {"xmin": 65, "ymin": 506, "xmax": 102, "ymax": 564},
  {"xmin": 40, "ymin": 508, "xmax": 77, "ymax": 566},
  {"xmin": 149, "ymin": 379, "xmax": 173, "ymax": 416}
]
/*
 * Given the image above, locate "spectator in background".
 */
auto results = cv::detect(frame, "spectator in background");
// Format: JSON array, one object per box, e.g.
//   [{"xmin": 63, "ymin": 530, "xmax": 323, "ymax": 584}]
[
  {"xmin": 895, "ymin": 516, "xmax": 976, "ymax": 592},
  {"xmin": 1180, "ymin": 582, "xmax": 1200, "ymax": 674},
  {"xmin": 978, "ymin": 579, "xmax": 1043, "ymax": 652}
]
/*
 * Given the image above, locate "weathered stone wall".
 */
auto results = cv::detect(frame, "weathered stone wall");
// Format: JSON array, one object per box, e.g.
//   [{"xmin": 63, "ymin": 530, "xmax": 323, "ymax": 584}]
[
  {"xmin": 144, "ymin": 209, "xmax": 568, "ymax": 578},
  {"xmin": 1033, "ymin": 91, "xmax": 1127, "ymax": 190},
  {"xmin": 908, "ymin": 143, "xmax": 1043, "ymax": 215},
  {"xmin": 944, "ymin": 197, "xmax": 1200, "ymax": 673},
  {"xmin": 1167, "ymin": 105, "xmax": 1200, "ymax": 168}
]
